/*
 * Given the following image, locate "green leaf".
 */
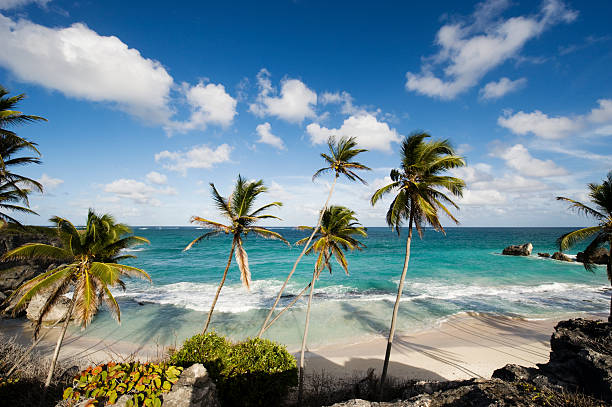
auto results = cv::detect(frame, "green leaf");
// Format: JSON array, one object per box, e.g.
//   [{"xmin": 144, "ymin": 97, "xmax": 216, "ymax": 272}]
[{"xmin": 62, "ymin": 387, "xmax": 73, "ymax": 400}]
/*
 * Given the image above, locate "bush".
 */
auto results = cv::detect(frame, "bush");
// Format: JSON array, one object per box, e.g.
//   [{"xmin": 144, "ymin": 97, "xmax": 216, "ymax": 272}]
[
  {"xmin": 62, "ymin": 362, "xmax": 182, "ymax": 407},
  {"xmin": 219, "ymin": 338, "xmax": 298, "ymax": 406},
  {"xmin": 169, "ymin": 331, "xmax": 231, "ymax": 377},
  {"xmin": 171, "ymin": 333, "xmax": 297, "ymax": 406}
]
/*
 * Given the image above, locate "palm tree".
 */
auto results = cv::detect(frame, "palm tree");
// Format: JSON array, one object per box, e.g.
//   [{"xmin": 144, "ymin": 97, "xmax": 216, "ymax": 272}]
[
  {"xmin": 294, "ymin": 205, "xmax": 366, "ymax": 403},
  {"xmin": 2, "ymin": 209, "xmax": 150, "ymax": 388},
  {"xmin": 257, "ymin": 136, "xmax": 370, "ymax": 337},
  {"xmin": 557, "ymin": 171, "xmax": 612, "ymax": 322},
  {"xmin": 370, "ymin": 132, "xmax": 465, "ymax": 396},
  {"xmin": 184, "ymin": 175, "xmax": 289, "ymax": 333}
]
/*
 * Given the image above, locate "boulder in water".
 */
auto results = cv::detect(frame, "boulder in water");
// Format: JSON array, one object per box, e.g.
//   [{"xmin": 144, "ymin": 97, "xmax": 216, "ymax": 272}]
[
  {"xmin": 502, "ymin": 243, "xmax": 532, "ymax": 256},
  {"xmin": 577, "ymin": 247, "xmax": 609, "ymax": 265},
  {"xmin": 537, "ymin": 252, "xmax": 550, "ymax": 258},
  {"xmin": 551, "ymin": 252, "xmax": 573, "ymax": 262}
]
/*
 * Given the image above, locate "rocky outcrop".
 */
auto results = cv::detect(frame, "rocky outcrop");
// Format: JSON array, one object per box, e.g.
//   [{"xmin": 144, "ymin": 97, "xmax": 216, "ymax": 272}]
[
  {"xmin": 163, "ymin": 364, "xmax": 219, "ymax": 407},
  {"xmin": 502, "ymin": 243, "xmax": 533, "ymax": 256},
  {"xmin": 577, "ymin": 247, "xmax": 610, "ymax": 265},
  {"xmin": 26, "ymin": 292, "xmax": 73, "ymax": 324},
  {"xmin": 551, "ymin": 252, "xmax": 573, "ymax": 262},
  {"xmin": 537, "ymin": 252, "xmax": 550, "ymax": 258}
]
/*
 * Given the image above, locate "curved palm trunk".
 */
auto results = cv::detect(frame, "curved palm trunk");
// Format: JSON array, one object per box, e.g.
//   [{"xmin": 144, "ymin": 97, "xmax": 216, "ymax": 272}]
[
  {"xmin": 203, "ymin": 240, "xmax": 236, "ymax": 334},
  {"xmin": 263, "ymin": 281, "xmax": 312, "ymax": 333},
  {"xmin": 298, "ymin": 270, "xmax": 317, "ymax": 405},
  {"xmin": 257, "ymin": 176, "xmax": 338, "ymax": 338},
  {"xmin": 44, "ymin": 296, "xmax": 76, "ymax": 388},
  {"xmin": 379, "ymin": 211, "xmax": 414, "ymax": 400}
]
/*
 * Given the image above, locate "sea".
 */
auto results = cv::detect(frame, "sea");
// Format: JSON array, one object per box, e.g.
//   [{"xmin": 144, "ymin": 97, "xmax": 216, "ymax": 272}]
[{"xmin": 75, "ymin": 227, "xmax": 610, "ymax": 350}]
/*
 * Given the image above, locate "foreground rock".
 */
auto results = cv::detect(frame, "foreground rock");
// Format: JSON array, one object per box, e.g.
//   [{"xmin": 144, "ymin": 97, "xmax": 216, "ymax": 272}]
[
  {"xmin": 577, "ymin": 247, "xmax": 610, "ymax": 265},
  {"xmin": 551, "ymin": 252, "xmax": 573, "ymax": 262},
  {"xmin": 163, "ymin": 364, "xmax": 219, "ymax": 407},
  {"xmin": 502, "ymin": 243, "xmax": 533, "ymax": 256}
]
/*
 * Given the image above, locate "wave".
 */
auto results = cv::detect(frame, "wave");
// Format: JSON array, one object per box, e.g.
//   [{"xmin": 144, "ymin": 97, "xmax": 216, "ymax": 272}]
[{"xmin": 113, "ymin": 278, "xmax": 608, "ymax": 314}]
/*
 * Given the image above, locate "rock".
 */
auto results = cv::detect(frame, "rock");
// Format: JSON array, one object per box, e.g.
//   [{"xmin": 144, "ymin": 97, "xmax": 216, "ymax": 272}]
[
  {"xmin": 492, "ymin": 364, "xmax": 537, "ymax": 382},
  {"xmin": 577, "ymin": 247, "xmax": 609, "ymax": 265},
  {"xmin": 537, "ymin": 252, "xmax": 550, "ymax": 258},
  {"xmin": 0, "ymin": 291, "xmax": 6, "ymax": 302},
  {"xmin": 551, "ymin": 252, "xmax": 572, "ymax": 262},
  {"xmin": 26, "ymin": 292, "xmax": 73, "ymax": 324},
  {"xmin": 502, "ymin": 243, "xmax": 532, "ymax": 256},
  {"xmin": 163, "ymin": 363, "xmax": 219, "ymax": 407}
]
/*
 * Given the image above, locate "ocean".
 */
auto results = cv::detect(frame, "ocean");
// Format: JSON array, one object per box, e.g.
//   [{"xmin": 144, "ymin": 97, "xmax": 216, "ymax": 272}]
[{"xmin": 76, "ymin": 227, "xmax": 610, "ymax": 350}]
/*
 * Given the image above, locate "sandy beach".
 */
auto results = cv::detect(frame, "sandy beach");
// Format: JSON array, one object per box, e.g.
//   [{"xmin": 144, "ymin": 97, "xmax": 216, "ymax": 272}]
[{"xmin": 2, "ymin": 311, "xmax": 606, "ymax": 380}]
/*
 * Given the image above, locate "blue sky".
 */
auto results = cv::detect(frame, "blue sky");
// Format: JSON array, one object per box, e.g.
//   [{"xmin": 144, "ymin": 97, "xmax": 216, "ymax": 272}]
[{"xmin": 0, "ymin": 0, "xmax": 611, "ymax": 227}]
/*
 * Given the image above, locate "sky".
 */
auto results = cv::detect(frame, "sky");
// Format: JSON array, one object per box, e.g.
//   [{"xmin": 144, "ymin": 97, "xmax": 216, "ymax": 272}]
[{"xmin": 0, "ymin": 0, "xmax": 611, "ymax": 227}]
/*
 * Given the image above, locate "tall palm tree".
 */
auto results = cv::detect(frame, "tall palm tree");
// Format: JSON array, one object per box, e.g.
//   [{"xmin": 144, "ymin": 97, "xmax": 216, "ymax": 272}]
[
  {"xmin": 294, "ymin": 205, "xmax": 366, "ymax": 403},
  {"xmin": 184, "ymin": 175, "xmax": 288, "ymax": 333},
  {"xmin": 557, "ymin": 171, "xmax": 612, "ymax": 322},
  {"xmin": 371, "ymin": 132, "xmax": 465, "ymax": 396},
  {"xmin": 257, "ymin": 136, "xmax": 370, "ymax": 337},
  {"xmin": 2, "ymin": 209, "xmax": 150, "ymax": 387}
]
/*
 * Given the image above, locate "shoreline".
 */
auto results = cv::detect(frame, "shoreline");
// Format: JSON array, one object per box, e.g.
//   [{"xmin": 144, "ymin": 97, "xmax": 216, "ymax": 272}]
[{"xmin": 1, "ymin": 311, "xmax": 606, "ymax": 381}]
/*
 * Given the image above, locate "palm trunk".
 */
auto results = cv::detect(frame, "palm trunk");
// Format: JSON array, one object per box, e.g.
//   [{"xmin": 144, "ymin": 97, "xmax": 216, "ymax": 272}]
[
  {"xmin": 379, "ymin": 210, "xmax": 414, "ymax": 400},
  {"xmin": 298, "ymin": 269, "xmax": 317, "ymax": 405},
  {"xmin": 262, "ymin": 281, "xmax": 312, "ymax": 333},
  {"xmin": 44, "ymin": 296, "xmax": 76, "ymax": 388},
  {"xmin": 257, "ymin": 176, "xmax": 338, "ymax": 338},
  {"xmin": 203, "ymin": 241, "xmax": 236, "ymax": 334}
]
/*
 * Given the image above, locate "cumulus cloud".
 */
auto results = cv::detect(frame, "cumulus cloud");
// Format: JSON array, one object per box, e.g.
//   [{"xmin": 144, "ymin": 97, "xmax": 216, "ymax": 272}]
[
  {"xmin": 0, "ymin": 0, "xmax": 49, "ymax": 9},
  {"xmin": 497, "ymin": 110, "xmax": 580, "ymax": 139},
  {"xmin": 255, "ymin": 122, "xmax": 285, "ymax": 150},
  {"xmin": 169, "ymin": 82, "xmax": 237, "ymax": 133},
  {"xmin": 479, "ymin": 77, "xmax": 526, "ymax": 100},
  {"xmin": 405, "ymin": 0, "xmax": 577, "ymax": 99},
  {"xmin": 492, "ymin": 143, "xmax": 566, "ymax": 176},
  {"xmin": 146, "ymin": 171, "xmax": 167, "ymax": 185},
  {"xmin": 306, "ymin": 113, "xmax": 401, "ymax": 152},
  {"xmin": 39, "ymin": 173, "xmax": 63, "ymax": 191},
  {"xmin": 104, "ymin": 179, "xmax": 176, "ymax": 206},
  {"xmin": 0, "ymin": 14, "xmax": 175, "ymax": 123},
  {"xmin": 587, "ymin": 99, "xmax": 612, "ymax": 123},
  {"xmin": 155, "ymin": 144, "xmax": 232, "ymax": 174},
  {"xmin": 249, "ymin": 69, "xmax": 317, "ymax": 123}
]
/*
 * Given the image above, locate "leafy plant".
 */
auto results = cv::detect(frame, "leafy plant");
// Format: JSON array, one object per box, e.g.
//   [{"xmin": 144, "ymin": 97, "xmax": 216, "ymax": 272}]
[
  {"xmin": 169, "ymin": 331, "xmax": 231, "ymax": 377},
  {"xmin": 62, "ymin": 362, "xmax": 182, "ymax": 407}
]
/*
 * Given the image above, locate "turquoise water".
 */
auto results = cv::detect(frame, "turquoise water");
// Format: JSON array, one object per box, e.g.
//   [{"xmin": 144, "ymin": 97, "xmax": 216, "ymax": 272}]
[{"xmin": 78, "ymin": 227, "xmax": 610, "ymax": 350}]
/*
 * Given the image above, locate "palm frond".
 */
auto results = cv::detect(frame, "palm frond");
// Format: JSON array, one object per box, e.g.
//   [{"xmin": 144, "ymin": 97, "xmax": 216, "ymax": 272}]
[
  {"xmin": 2, "ymin": 243, "xmax": 71, "ymax": 261},
  {"xmin": 556, "ymin": 197, "xmax": 606, "ymax": 220},
  {"xmin": 557, "ymin": 226, "xmax": 602, "ymax": 251},
  {"xmin": 183, "ymin": 230, "xmax": 223, "ymax": 251},
  {"xmin": 249, "ymin": 227, "xmax": 290, "ymax": 245}
]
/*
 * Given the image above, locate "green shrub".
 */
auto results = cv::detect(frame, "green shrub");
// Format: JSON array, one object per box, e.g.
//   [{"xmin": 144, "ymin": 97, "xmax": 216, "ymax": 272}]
[
  {"xmin": 169, "ymin": 331, "xmax": 231, "ymax": 377},
  {"xmin": 62, "ymin": 362, "xmax": 182, "ymax": 407}
]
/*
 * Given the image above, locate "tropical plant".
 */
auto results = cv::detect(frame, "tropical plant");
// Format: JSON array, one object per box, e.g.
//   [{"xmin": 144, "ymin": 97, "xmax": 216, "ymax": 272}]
[
  {"xmin": 184, "ymin": 175, "xmax": 288, "ymax": 333},
  {"xmin": 0, "ymin": 85, "xmax": 45, "ymax": 226},
  {"xmin": 258, "ymin": 136, "xmax": 370, "ymax": 337},
  {"xmin": 2, "ymin": 209, "xmax": 150, "ymax": 388},
  {"xmin": 294, "ymin": 205, "xmax": 367, "ymax": 402},
  {"xmin": 557, "ymin": 171, "xmax": 612, "ymax": 322},
  {"xmin": 370, "ymin": 132, "xmax": 465, "ymax": 396}
]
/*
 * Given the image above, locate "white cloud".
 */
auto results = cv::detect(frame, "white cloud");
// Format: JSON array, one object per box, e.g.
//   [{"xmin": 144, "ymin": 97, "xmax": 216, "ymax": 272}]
[
  {"xmin": 39, "ymin": 173, "xmax": 63, "ymax": 191},
  {"xmin": 587, "ymin": 99, "xmax": 612, "ymax": 123},
  {"xmin": 146, "ymin": 171, "xmax": 167, "ymax": 185},
  {"xmin": 104, "ymin": 179, "xmax": 176, "ymax": 206},
  {"xmin": 497, "ymin": 110, "xmax": 579, "ymax": 139},
  {"xmin": 0, "ymin": 14, "xmax": 174, "ymax": 123},
  {"xmin": 320, "ymin": 91, "xmax": 365, "ymax": 115},
  {"xmin": 492, "ymin": 143, "xmax": 566, "ymax": 177},
  {"xmin": 405, "ymin": 0, "xmax": 577, "ymax": 99},
  {"xmin": 169, "ymin": 82, "xmax": 237, "ymax": 133},
  {"xmin": 255, "ymin": 122, "xmax": 285, "ymax": 150},
  {"xmin": 0, "ymin": 0, "xmax": 49, "ymax": 9},
  {"xmin": 306, "ymin": 113, "xmax": 401, "ymax": 152},
  {"xmin": 249, "ymin": 69, "xmax": 317, "ymax": 123},
  {"xmin": 155, "ymin": 144, "xmax": 232, "ymax": 174},
  {"xmin": 479, "ymin": 77, "xmax": 526, "ymax": 100}
]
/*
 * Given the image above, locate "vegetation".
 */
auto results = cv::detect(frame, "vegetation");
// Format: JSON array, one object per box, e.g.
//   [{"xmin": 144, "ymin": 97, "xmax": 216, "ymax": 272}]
[
  {"xmin": 2, "ymin": 209, "xmax": 151, "ymax": 387},
  {"xmin": 557, "ymin": 171, "xmax": 612, "ymax": 322},
  {"xmin": 258, "ymin": 135, "xmax": 370, "ymax": 337},
  {"xmin": 370, "ymin": 132, "xmax": 466, "ymax": 395},
  {"xmin": 184, "ymin": 175, "xmax": 288, "ymax": 333},
  {"xmin": 294, "ymin": 205, "xmax": 366, "ymax": 402},
  {"xmin": 0, "ymin": 85, "xmax": 46, "ymax": 226},
  {"xmin": 62, "ymin": 362, "xmax": 182, "ymax": 407},
  {"xmin": 170, "ymin": 332, "xmax": 297, "ymax": 406}
]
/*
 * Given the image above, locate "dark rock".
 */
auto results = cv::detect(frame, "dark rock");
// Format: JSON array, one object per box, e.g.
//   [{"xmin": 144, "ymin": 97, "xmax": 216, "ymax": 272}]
[
  {"xmin": 537, "ymin": 252, "xmax": 550, "ymax": 258},
  {"xmin": 492, "ymin": 364, "xmax": 537, "ymax": 382},
  {"xmin": 577, "ymin": 247, "xmax": 609, "ymax": 265},
  {"xmin": 551, "ymin": 252, "xmax": 573, "ymax": 262},
  {"xmin": 502, "ymin": 243, "xmax": 533, "ymax": 256},
  {"xmin": 163, "ymin": 363, "xmax": 219, "ymax": 407}
]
